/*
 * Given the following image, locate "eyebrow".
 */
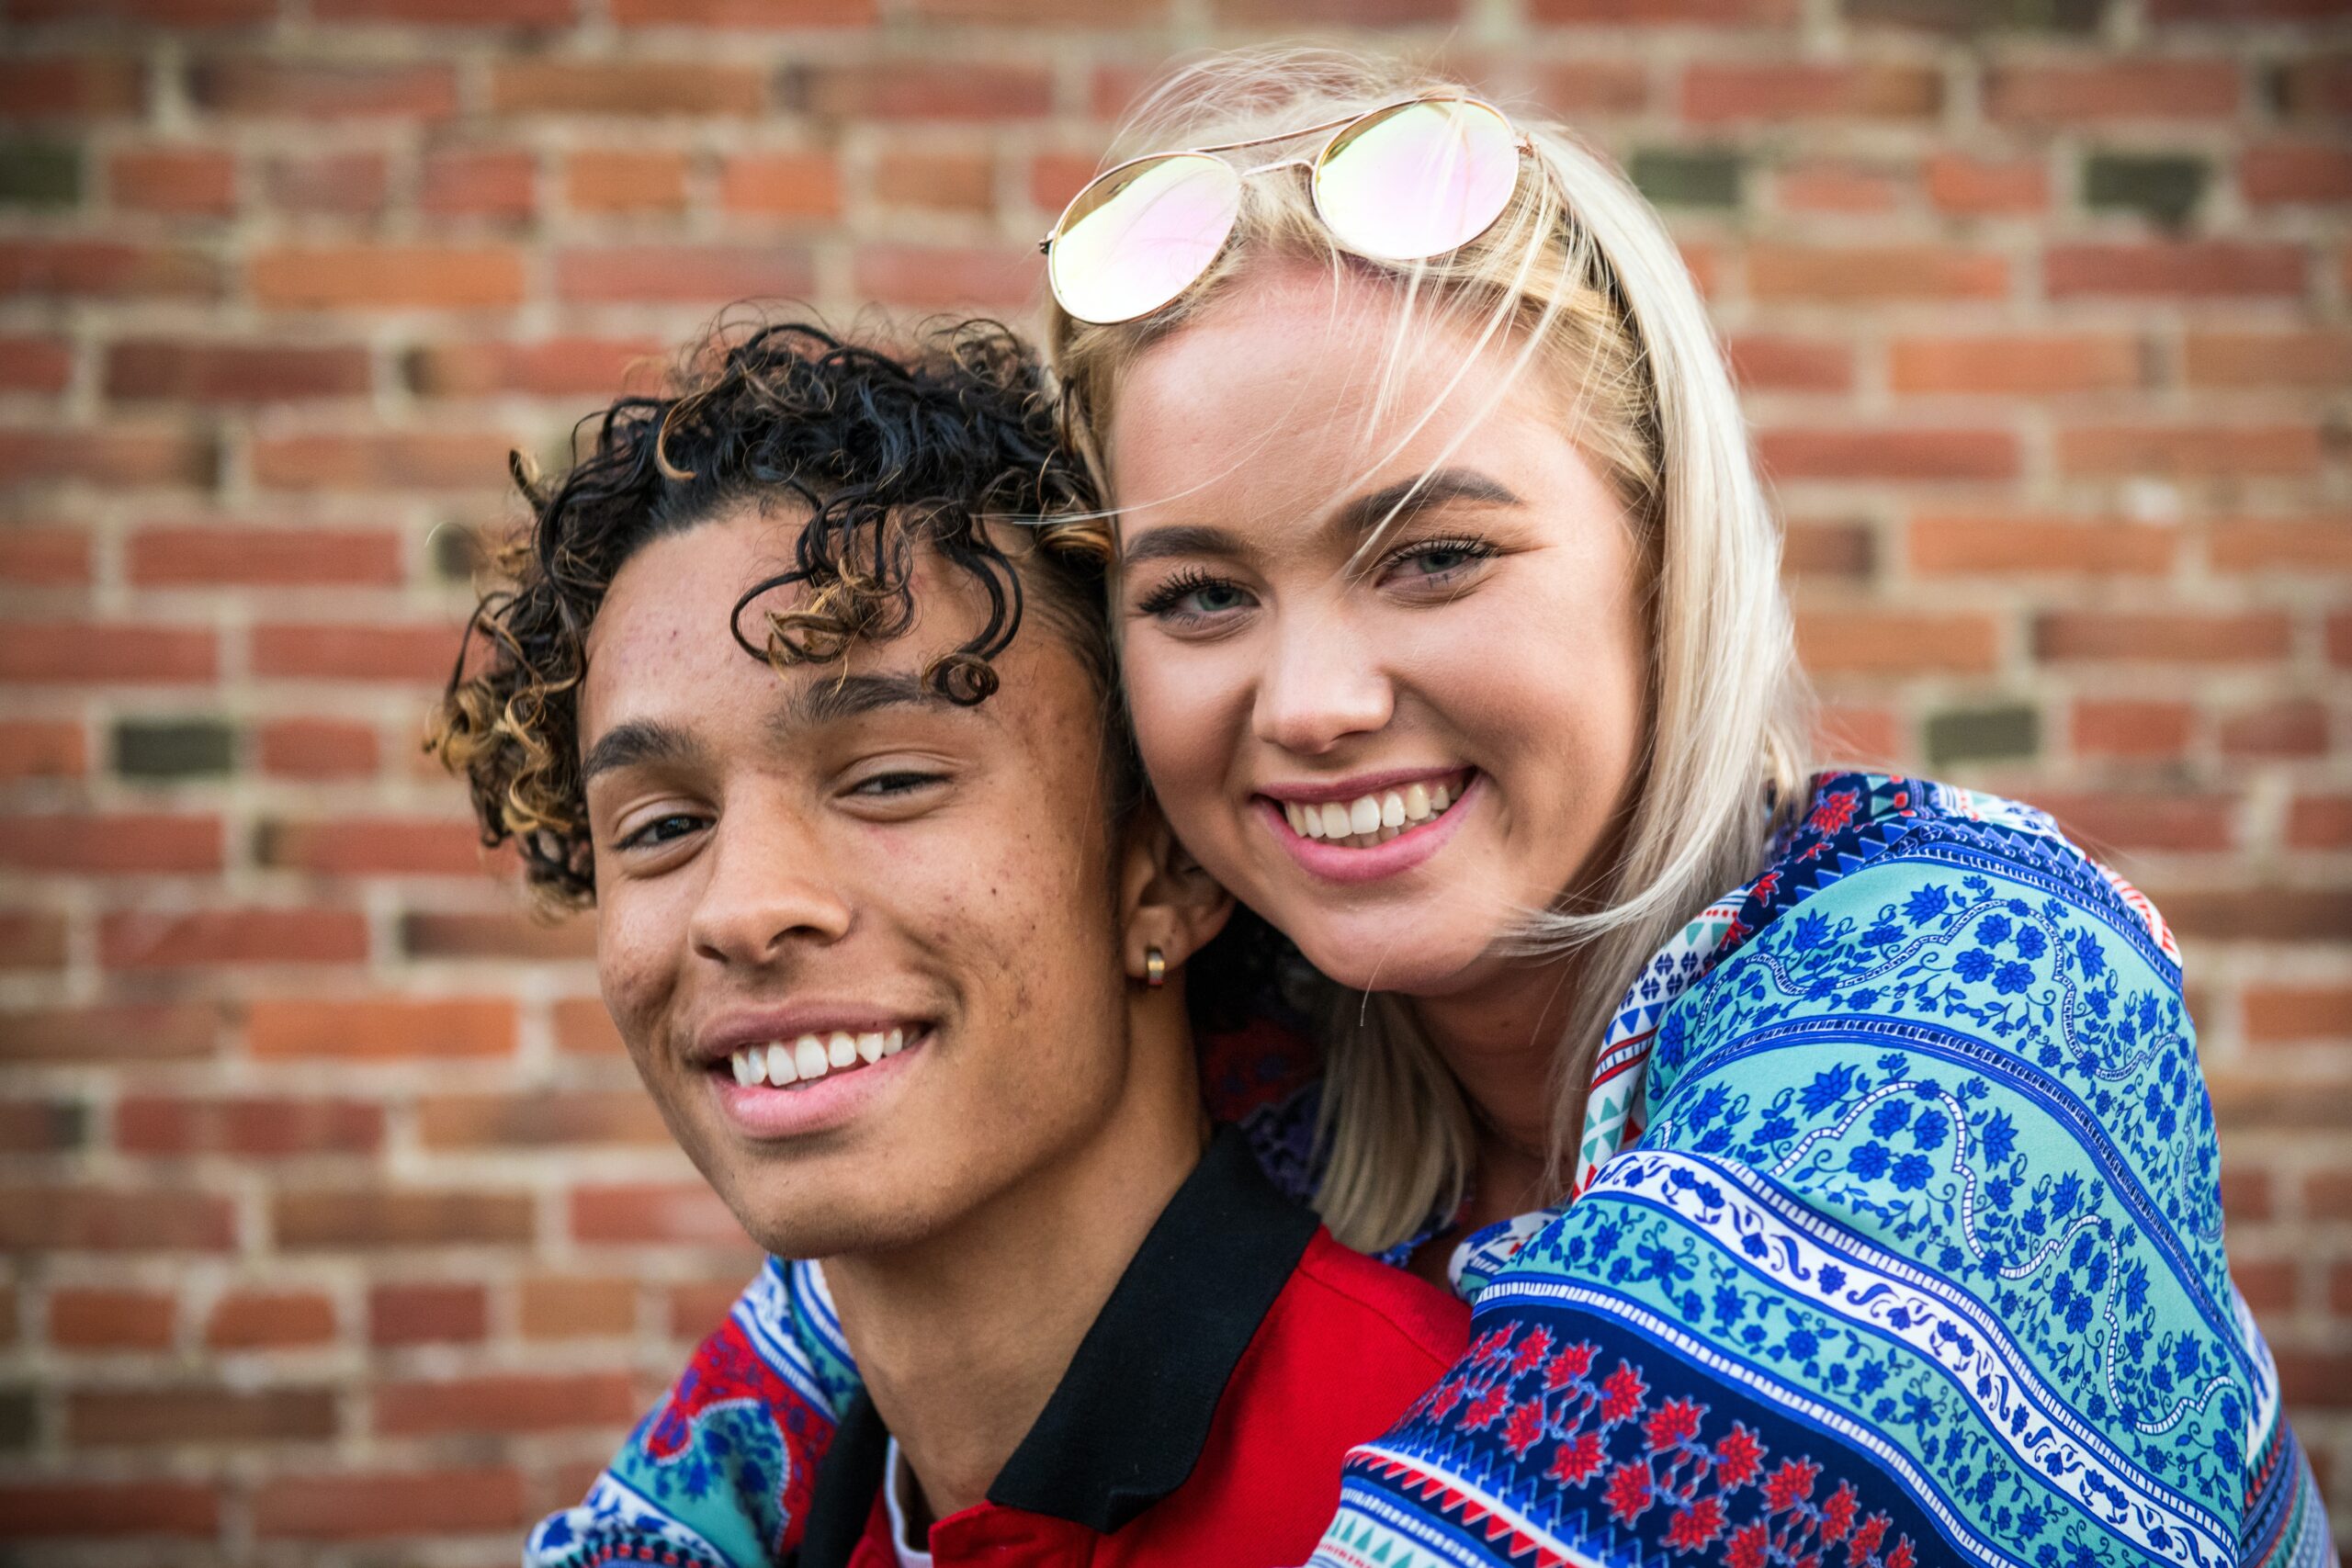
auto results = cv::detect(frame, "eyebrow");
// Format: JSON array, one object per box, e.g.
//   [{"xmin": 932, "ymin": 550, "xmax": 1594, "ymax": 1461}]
[
  {"xmin": 1119, "ymin": 468, "xmax": 1521, "ymax": 570},
  {"xmin": 578, "ymin": 673, "xmax": 951, "ymax": 785}
]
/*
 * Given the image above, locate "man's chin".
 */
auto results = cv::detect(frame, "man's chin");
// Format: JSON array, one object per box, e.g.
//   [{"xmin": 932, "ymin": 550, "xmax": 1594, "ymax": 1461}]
[{"xmin": 712, "ymin": 1168, "xmax": 956, "ymax": 1262}]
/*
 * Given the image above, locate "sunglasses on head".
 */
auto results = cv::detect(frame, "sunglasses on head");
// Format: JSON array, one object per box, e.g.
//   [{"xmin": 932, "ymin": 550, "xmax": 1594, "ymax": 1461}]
[{"xmin": 1042, "ymin": 95, "xmax": 1535, "ymax": 327}]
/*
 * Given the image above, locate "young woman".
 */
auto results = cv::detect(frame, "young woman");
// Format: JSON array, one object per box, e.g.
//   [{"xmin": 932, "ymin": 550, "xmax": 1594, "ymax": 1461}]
[{"xmin": 531, "ymin": 51, "xmax": 2327, "ymax": 1568}]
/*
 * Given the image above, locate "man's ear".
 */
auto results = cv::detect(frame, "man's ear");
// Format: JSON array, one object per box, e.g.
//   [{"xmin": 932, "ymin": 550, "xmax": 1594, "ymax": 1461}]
[{"xmin": 1116, "ymin": 799, "xmax": 1235, "ymax": 987}]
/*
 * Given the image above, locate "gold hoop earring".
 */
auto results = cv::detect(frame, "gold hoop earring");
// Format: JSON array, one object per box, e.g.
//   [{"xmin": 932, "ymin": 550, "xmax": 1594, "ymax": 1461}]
[{"xmin": 1144, "ymin": 947, "xmax": 1167, "ymax": 988}]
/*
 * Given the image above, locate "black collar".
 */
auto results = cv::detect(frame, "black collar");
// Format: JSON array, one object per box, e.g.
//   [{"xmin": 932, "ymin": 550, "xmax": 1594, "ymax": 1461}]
[{"xmin": 796, "ymin": 1123, "xmax": 1318, "ymax": 1562}]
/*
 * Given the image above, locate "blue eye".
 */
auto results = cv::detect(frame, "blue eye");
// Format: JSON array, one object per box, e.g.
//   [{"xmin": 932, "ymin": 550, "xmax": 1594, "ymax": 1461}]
[
  {"xmin": 1136, "ymin": 569, "xmax": 1256, "ymax": 623},
  {"xmin": 1384, "ymin": 536, "xmax": 1494, "ymax": 587}
]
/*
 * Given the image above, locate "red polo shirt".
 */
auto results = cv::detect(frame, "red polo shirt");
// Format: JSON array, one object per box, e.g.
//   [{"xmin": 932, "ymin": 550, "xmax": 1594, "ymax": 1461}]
[{"xmin": 794, "ymin": 1125, "xmax": 1468, "ymax": 1568}]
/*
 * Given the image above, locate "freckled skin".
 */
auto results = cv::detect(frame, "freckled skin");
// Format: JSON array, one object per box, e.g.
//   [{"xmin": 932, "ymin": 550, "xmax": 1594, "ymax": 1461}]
[
  {"xmin": 580, "ymin": 507, "xmax": 1153, "ymax": 1260},
  {"xmin": 1111, "ymin": 264, "xmax": 1650, "ymax": 1003}
]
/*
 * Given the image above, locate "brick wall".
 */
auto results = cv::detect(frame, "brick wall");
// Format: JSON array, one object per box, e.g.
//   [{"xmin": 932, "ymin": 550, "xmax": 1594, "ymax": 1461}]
[{"xmin": 0, "ymin": 0, "xmax": 2344, "ymax": 1560}]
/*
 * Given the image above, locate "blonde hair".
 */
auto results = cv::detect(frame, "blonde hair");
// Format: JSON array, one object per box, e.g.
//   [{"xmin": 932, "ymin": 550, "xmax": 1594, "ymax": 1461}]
[{"xmin": 1050, "ymin": 50, "xmax": 1815, "ymax": 1254}]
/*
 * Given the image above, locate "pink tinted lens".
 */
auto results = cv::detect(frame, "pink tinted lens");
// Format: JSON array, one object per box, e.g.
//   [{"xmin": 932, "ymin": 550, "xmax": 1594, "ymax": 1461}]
[
  {"xmin": 1049, "ymin": 153, "xmax": 1243, "ymax": 325},
  {"xmin": 1312, "ymin": 99, "xmax": 1521, "ymax": 263}
]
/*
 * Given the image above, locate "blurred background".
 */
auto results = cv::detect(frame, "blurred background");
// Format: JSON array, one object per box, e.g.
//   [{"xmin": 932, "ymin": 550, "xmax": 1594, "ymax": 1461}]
[{"xmin": 0, "ymin": 0, "xmax": 2344, "ymax": 1562}]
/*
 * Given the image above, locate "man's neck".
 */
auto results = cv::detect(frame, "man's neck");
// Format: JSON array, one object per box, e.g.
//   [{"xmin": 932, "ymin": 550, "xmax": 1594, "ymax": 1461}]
[{"xmin": 820, "ymin": 1000, "xmax": 1206, "ymax": 1527}]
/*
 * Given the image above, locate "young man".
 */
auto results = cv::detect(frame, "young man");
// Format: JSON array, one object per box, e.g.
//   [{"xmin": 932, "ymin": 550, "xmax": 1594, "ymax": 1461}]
[{"xmin": 433, "ymin": 323, "xmax": 1467, "ymax": 1567}]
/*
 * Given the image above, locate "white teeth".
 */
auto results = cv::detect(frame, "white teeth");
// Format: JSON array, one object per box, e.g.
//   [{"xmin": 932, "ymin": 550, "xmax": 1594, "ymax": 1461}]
[
  {"xmin": 730, "ymin": 1049, "xmax": 757, "ymax": 1086},
  {"xmin": 1318, "ymin": 801, "xmax": 1349, "ymax": 838},
  {"xmin": 1302, "ymin": 805, "xmax": 1325, "ymax": 839},
  {"xmin": 1430, "ymin": 784, "xmax": 1452, "ymax": 813},
  {"xmin": 1404, "ymin": 783, "xmax": 1431, "ymax": 821},
  {"xmin": 884, "ymin": 1028, "xmax": 905, "ymax": 1055},
  {"xmin": 827, "ymin": 1032, "xmax": 857, "ymax": 1069},
  {"xmin": 767, "ymin": 1041, "xmax": 797, "ymax": 1085},
  {"xmin": 856, "ymin": 1032, "xmax": 886, "ymax": 1064},
  {"xmin": 1348, "ymin": 796, "xmax": 1380, "ymax": 836},
  {"xmin": 1283, "ymin": 802, "xmax": 1306, "ymax": 836},
  {"xmin": 1284, "ymin": 776, "xmax": 1464, "ymax": 849},
  {"xmin": 1380, "ymin": 791, "xmax": 1406, "ymax": 829},
  {"xmin": 795, "ymin": 1035, "xmax": 828, "ymax": 1080}
]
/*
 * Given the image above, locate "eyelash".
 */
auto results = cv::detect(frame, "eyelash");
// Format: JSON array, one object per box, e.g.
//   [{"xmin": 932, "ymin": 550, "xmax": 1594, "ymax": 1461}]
[
  {"xmin": 1135, "ymin": 536, "xmax": 1497, "ymax": 621},
  {"xmin": 616, "ymin": 812, "xmax": 704, "ymax": 852}
]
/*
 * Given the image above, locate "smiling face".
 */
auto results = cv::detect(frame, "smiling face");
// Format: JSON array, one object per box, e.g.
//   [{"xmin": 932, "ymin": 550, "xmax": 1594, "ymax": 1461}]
[
  {"xmin": 1111, "ymin": 264, "xmax": 1650, "ymax": 998},
  {"xmin": 581, "ymin": 503, "xmax": 1142, "ymax": 1259}
]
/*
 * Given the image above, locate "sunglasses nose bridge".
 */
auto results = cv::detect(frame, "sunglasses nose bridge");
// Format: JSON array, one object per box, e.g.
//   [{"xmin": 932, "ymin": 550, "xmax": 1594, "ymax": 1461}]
[{"xmin": 1236, "ymin": 153, "xmax": 1317, "ymax": 180}]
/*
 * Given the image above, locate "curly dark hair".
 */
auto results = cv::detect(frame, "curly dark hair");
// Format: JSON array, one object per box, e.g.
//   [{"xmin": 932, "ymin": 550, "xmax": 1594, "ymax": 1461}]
[{"xmin": 427, "ymin": 318, "xmax": 1118, "ymax": 914}]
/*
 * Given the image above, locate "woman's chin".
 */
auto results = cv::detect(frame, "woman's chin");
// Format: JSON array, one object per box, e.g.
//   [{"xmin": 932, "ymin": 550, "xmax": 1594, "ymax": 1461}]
[{"xmin": 1290, "ymin": 925, "xmax": 1497, "ymax": 998}]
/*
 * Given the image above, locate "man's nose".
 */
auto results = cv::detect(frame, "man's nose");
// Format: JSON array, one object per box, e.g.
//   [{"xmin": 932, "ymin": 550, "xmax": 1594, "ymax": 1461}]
[
  {"xmin": 685, "ymin": 804, "xmax": 853, "ymax": 968},
  {"xmin": 1250, "ymin": 609, "xmax": 1396, "ymax": 756}
]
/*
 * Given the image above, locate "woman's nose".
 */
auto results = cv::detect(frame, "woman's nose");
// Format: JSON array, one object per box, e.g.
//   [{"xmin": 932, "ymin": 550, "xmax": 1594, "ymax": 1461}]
[
  {"xmin": 1250, "ymin": 612, "xmax": 1395, "ymax": 756},
  {"xmin": 685, "ymin": 808, "xmax": 853, "ymax": 969}
]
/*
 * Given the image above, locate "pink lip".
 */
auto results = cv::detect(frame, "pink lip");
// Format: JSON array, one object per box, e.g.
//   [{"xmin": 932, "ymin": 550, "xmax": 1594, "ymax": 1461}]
[
  {"xmin": 1260, "ymin": 773, "xmax": 1482, "ymax": 886},
  {"xmin": 1257, "ymin": 765, "xmax": 1467, "ymax": 804},
  {"xmin": 707, "ymin": 1031, "xmax": 929, "ymax": 1140},
  {"xmin": 694, "ymin": 1004, "xmax": 930, "ymax": 1068}
]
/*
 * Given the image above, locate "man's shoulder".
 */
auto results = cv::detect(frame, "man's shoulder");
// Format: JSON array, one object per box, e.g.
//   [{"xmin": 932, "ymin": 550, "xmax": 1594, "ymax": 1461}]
[{"xmin": 1280, "ymin": 1227, "xmax": 1469, "ymax": 1373}]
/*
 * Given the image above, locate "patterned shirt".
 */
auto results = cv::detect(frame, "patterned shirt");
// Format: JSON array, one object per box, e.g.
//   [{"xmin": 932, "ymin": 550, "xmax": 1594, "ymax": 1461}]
[{"xmin": 526, "ymin": 773, "xmax": 2332, "ymax": 1568}]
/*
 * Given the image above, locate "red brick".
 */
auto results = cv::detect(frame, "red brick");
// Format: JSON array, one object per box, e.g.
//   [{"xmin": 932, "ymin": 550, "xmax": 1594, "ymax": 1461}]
[
  {"xmin": 377, "ymin": 1371, "xmax": 638, "ymax": 1435},
  {"xmin": 252, "ymin": 433, "xmax": 514, "ymax": 491},
  {"xmin": 247, "ymin": 998, "xmax": 514, "ymax": 1061},
  {"xmin": 2287, "ymin": 795, "xmax": 2352, "ymax": 851},
  {"xmin": 405, "ymin": 335, "xmax": 666, "ymax": 397},
  {"xmin": 1208, "ymin": 0, "xmax": 1446, "ymax": 18},
  {"xmin": 253, "ymin": 1468, "xmax": 523, "ymax": 1540},
  {"xmin": 1985, "ymin": 60, "xmax": 2242, "ymax": 121},
  {"xmin": 1029, "ymin": 152, "xmax": 1098, "ymax": 214},
  {"xmin": 1533, "ymin": 0, "xmax": 1793, "ymax": 17},
  {"xmin": 1797, "ymin": 610, "xmax": 2000, "ymax": 675},
  {"xmin": 13, "ymin": 0, "xmax": 274, "ymax": 19},
  {"xmin": 0, "ymin": 622, "xmax": 213, "ymax": 684},
  {"xmin": 250, "ymin": 245, "xmax": 525, "ymax": 310},
  {"xmin": 2280, "ymin": 55, "xmax": 2352, "ymax": 118},
  {"xmin": 521, "ymin": 1274, "xmax": 637, "ymax": 1338},
  {"xmin": 256, "ymin": 816, "xmax": 491, "ymax": 876},
  {"xmin": 0, "ymin": 1187, "xmax": 235, "ymax": 1250},
  {"xmin": 257, "ymin": 717, "xmax": 379, "ymax": 778},
  {"xmin": 2208, "ymin": 517, "xmax": 2352, "ymax": 572},
  {"xmin": 2221, "ymin": 1165, "xmax": 2274, "ymax": 1224},
  {"xmin": 1774, "ymin": 162, "xmax": 1904, "ymax": 214},
  {"xmin": 2267, "ymin": 1350, "xmax": 2352, "ymax": 1408},
  {"xmin": 711, "ymin": 151, "xmax": 842, "ymax": 221},
  {"xmin": 1908, "ymin": 515, "xmax": 2173, "ymax": 575},
  {"xmin": 417, "ymin": 1090, "xmax": 668, "ymax": 1148},
  {"xmin": 1760, "ymin": 428, "xmax": 2018, "ymax": 482},
  {"xmin": 1532, "ymin": 61, "xmax": 1651, "ymax": 115},
  {"xmin": 2045, "ymin": 243, "xmax": 2306, "ymax": 299},
  {"xmin": 2154, "ymin": 0, "xmax": 2347, "ymax": 20},
  {"xmin": 2037, "ymin": 611, "xmax": 2290, "ymax": 663},
  {"xmin": 0, "ymin": 57, "xmax": 147, "ymax": 120},
  {"xmin": 1926, "ymin": 153, "xmax": 2049, "ymax": 215},
  {"xmin": 2038, "ymin": 793, "xmax": 2235, "ymax": 854},
  {"xmin": 853, "ymin": 244, "xmax": 1036, "ymax": 309},
  {"xmin": 0, "ymin": 238, "xmax": 216, "ymax": 299},
  {"xmin": 555, "ymin": 244, "xmax": 817, "ymax": 304},
  {"xmin": 106, "ymin": 145, "xmax": 234, "ymax": 215},
  {"xmin": 564, "ymin": 148, "xmax": 688, "ymax": 213},
  {"xmin": 49, "ymin": 1287, "xmax": 175, "ymax": 1348},
  {"xmin": 100, "ymin": 907, "xmax": 369, "ymax": 968},
  {"xmin": 71, "ymin": 1386, "xmax": 336, "ymax": 1445},
  {"xmin": 252, "ymin": 622, "xmax": 462, "ymax": 682},
  {"xmin": 2245, "ymin": 986, "xmax": 2352, "ymax": 1046},
  {"xmin": 878, "ymin": 147, "xmax": 995, "ymax": 212},
  {"xmin": 0, "ymin": 426, "xmax": 216, "ymax": 486},
  {"xmin": 418, "ymin": 146, "xmax": 537, "ymax": 219},
  {"xmin": 1748, "ymin": 244, "xmax": 2007, "ymax": 301},
  {"xmin": 106, "ymin": 341, "xmax": 372, "ymax": 403},
  {"xmin": 0, "ymin": 720, "xmax": 85, "ymax": 779},
  {"xmin": 206, "ymin": 1291, "xmax": 335, "ymax": 1348},
  {"xmin": 2219, "ymin": 699, "xmax": 2326, "ymax": 758},
  {"xmin": 2073, "ymin": 700, "xmax": 2193, "ymax": 761},
  {"xmin": 0, "ymin": 526, "xmax": 87, "ymax": 585},
  {"xmin": 190, "ymin": 59, "xmax": 459, "ymax": 118},
  {"xmin": 491, "ymin": 61, "xmax": 765, "ymax": 115},
  {"xmin": 2242, "ymin": 141, "xmax": 2352, "ymax": 206},
  {"xmin": 1890, "ymin": 334, "xmax": 2142, "ymax": 396},
  {"xmin": 556, "ymin": 996, "xmax": 627, "ymax": 1055},
  {"xmin": 805, "ymin": 63, "xmax": 1052, "ymax": 120},
  {"xmin": 1725, "ymin": 334, "xmax": 1853, "ymax": 393},
  {"xmin": 401, "ymin": 909, "xmax": 597, "ymax": 960},
  {"xmin": 2183, "ymin": 332, "xmax": 2352, "ymax": 389},
  {"xmin": 264, "ymin": 150, "xmax": 387, "ymax": 215},
  {"xmin": 368, "ymin": 1280, "xmax": 487, "ymax": 1345},
  {"xmin": 315, "ymin": 0, "xmax": 579, "ymax": 19},
  {"xmin": 668, "ymin": 1277, "xmax": 749, "ymax": 1337},
  {"xmin": 128, "ymin": 524, "xmax": 401, "ymax": 585},
  {"xmin": 1682, "ymin": 62, "xmax": 1939, "ymax": 121},
  {"xmin": 0, "ymin": 911, "xmax": 68, "ymax": 968},
  {"xmin": 571, "ymin": 1182, "xmax": 752, "ymax": 1245},
  {"xmin": 0, "ymin": 335, "xmax": 71, "ymax": 394},
  {"xmin": 0, "ymin": 1100, "xmax": 81, "ymax": 1153},
  {"xmin": 118, "ymin": 1095, "xmax": 385, "ymax": 1156},
  {"xmin": 3, "ymin": 1002, "xmax": 220, "ymax": 1064},
  {"xmin": 0, "ymin": 814, "xmax": 221, "ymax": 874},
  {"xmin": 277, "ymin": 1190, "xmax": 533, "ymax": 1248},
  {"xmin": 0, "ymin": 1480, "xmax": 218, "ymax": 1539},
  {"xmin": 613, "ymin": 0, "xmax": 875, "ymax": 22},
  {"xmin": 2059, "ymin": 423, "xmax": 2319, "ymax": 479}
]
